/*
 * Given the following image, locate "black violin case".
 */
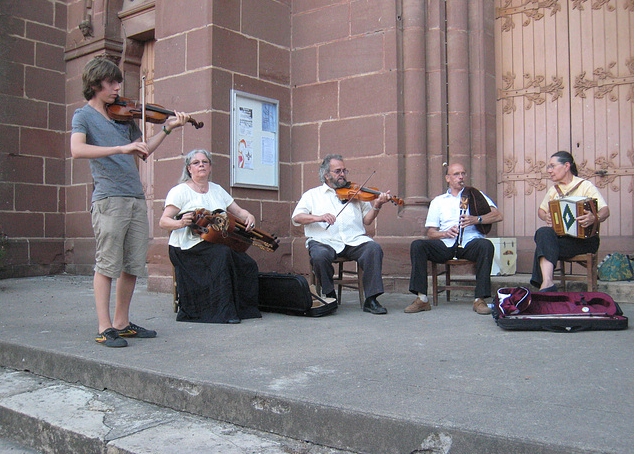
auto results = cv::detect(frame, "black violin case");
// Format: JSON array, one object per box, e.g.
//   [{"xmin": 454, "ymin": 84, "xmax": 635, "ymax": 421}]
[
  {"xmin": 492, "ymin": 288, "xmax": 628, "ymax": 332},
  {"xmin": 258, "ymin": 272, "xmax": 337, "ymax": 317}
]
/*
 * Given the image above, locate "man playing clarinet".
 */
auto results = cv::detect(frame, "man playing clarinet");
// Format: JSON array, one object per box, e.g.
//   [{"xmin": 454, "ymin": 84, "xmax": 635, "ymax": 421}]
[{"xmin": 406, "ymin": 163, "xmax": 503, "ymax": 315}]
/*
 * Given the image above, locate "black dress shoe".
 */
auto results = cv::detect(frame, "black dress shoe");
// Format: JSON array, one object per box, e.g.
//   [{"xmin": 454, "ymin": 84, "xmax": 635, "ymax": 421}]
[
  {"xmin": 540, "ymin": 285, "xmax": 558, "ymax": 293},
  {"xmin": 363, "ymin": 297, "xmax": 387, "ymax": 315}
]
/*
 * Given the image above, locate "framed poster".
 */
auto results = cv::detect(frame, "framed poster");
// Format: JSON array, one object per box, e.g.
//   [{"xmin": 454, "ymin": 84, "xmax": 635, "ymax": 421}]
[{"xmin": 230, "ymin": 90, "xmax": 279, "ymax": 190}]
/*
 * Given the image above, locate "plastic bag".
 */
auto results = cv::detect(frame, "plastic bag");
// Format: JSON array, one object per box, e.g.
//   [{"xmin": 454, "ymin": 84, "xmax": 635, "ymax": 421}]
[{"xmin": 597, "ymin": 253, "xmax": 634, "ymax": 281}]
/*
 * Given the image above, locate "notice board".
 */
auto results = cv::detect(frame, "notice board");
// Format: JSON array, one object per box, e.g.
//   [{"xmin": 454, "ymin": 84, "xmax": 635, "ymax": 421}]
[{"xmin": 230, "ymin": 90, "xmax": 279, "ymax": 190}]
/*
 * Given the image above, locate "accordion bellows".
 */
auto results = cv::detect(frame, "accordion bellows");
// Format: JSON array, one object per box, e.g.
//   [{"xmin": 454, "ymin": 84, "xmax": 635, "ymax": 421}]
[{"xmin": 548, "ymin": 196, "xmax": 599, "ymax": 238}]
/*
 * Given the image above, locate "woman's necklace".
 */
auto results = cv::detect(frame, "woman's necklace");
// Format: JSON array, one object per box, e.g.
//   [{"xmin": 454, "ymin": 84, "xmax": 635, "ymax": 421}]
[{"xmin": 190, "ymin": 180, "xmax": 209, "ymax": 194}]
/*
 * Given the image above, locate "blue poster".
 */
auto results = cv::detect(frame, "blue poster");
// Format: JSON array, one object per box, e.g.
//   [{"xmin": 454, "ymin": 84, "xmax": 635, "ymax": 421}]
[{"xmin": 262, "ymin": 103, "xmax": 277, "ymax": 133}]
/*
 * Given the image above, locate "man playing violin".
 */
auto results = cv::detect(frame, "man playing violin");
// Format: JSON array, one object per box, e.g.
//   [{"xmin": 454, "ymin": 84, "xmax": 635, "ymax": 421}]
[
  {"xmin": 406, "ymin": 163, "xmax": 503, "ymax": 315},
  {"xmin": 71, "ymin": 56, "xmax": 190, "ymax": 348},
  {"xmin": 292, "ymin": 154, "xmax": 393, "ymax": 314}
]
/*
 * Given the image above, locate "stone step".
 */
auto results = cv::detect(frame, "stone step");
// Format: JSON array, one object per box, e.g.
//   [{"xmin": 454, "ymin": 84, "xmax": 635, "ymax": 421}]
[{"xmin": 0, "ymin": 367, "xmax": 350, "ymax": 454}]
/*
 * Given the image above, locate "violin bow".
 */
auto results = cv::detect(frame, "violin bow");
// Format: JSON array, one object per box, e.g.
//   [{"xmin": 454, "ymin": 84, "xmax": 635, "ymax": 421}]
[
  {"xmin": 325, "ymin": 171, "xmax": 376, "ymax": 230},
  {"xmin": 139, "ymin": 75, "xmax": 147, "ymax": 161}
]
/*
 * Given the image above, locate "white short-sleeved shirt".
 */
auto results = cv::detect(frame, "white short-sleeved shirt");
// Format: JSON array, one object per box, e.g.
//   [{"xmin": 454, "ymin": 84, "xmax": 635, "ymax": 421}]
[
  {"xmin": 164, "ymin": 182, "xmax": 234, "ymax": 250},
  {"xmin": 292, "ymin": 184, "xmax": 374, "ymax": 253},
  {"xmin": 425, "ymin": 188, "xmax": 497, "ymax": 247}
]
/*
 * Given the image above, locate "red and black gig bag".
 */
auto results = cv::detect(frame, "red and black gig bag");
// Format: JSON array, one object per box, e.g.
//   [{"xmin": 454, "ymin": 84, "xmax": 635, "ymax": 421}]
[
  {"xmin": 492, "ymin": 287, "xmax": 628, "ymax": 332},
  {"xmin": 258, "ymin": 272, "xmax": 338, "ymax": 317}
]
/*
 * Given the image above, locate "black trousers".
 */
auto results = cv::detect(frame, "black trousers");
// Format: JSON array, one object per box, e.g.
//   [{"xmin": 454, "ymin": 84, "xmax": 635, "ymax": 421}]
[
  {"xmin": 308, "ymin": 240, "xmax": 384, "ymax": 300},
  {"xmin": 170, "ymin": 242, "xmax": 262, "ymax": 323},
  {"xmin": 409, "ymin": 238, "xmax": 495, "ymax": 299},
  {"xmin": 530, "ymin": 227, "xmax": 600, "ymax": 288}
]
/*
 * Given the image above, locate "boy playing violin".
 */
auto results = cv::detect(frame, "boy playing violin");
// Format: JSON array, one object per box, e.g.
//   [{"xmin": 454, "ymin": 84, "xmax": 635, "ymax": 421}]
[
  {"xmin": 70, "ymin": 56, "xmax": 189, "ymax": 347},
  {"xmin": 291, "ymin": 154, "xmax": 394, "ymax": 314}
]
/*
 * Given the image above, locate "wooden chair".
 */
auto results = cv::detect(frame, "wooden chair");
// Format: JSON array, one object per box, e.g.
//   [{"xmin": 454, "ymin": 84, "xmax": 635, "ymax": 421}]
[
  {"xmin": 556, "ymin": 253, "xmax": 598, "ymax": 292},
  {"xmin": 310, "ymin": 257, "xmax": 365, "ymax": 307},
  {"xmin": 431, "ymin": 259, "xmax": 477, "ymax": 306}
]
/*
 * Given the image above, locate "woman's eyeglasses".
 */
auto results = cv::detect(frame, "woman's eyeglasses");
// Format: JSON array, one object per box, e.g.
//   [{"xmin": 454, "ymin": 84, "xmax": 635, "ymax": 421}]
[{"xmin": 190, "ymin": 160, "xmax": 211, "ymax": 166}]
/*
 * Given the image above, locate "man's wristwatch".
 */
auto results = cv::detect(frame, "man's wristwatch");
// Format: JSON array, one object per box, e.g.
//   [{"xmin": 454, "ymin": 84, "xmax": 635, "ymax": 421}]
[{"xmin": 477, "ymin": 216, "xmax": 482, "ymax": 224}]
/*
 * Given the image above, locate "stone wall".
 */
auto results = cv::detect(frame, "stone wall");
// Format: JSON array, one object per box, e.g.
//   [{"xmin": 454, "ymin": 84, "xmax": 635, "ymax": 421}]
[
  {"xmin": 3, "ymin": 1, "xmax": 618, "ymax": 292},
  {"xmin": 0, "ymin": 0, "xmax": 67, "ymax": 278},
  {"xmin": 147, "ymin": 0, "xmax": 294, "ymax": 292}
]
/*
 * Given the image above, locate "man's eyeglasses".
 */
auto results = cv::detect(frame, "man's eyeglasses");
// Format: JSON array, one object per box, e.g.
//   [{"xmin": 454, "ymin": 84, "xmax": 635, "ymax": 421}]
[
  {"xmin": 450, "ymin": 172, "xmax": 467, "ymax": 177},
  {"xmin": 330, "ymin": 168, "xmax": 349, "ymax": 175},
  {"xmin": 190, "ymin": 160, "xmax": 211, "ymax": 166}
]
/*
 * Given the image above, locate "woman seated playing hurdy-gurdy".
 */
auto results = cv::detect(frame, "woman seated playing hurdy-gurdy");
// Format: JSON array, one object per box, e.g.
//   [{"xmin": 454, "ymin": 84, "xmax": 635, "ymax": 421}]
[{"xmin": 159, "ymin": 149, "xmax": 262, "ymax": 324}]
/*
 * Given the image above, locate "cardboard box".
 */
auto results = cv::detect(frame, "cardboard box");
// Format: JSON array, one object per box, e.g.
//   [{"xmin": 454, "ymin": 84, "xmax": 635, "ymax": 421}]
[{"xmin": 489, "ymin": 237, "xmax": 517, "ymax": 275}]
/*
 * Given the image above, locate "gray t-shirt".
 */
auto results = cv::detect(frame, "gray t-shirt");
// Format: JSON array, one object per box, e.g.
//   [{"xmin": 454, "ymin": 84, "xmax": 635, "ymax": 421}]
[{"xmin": 71, "ymin": 104, "xmax": 144, "ymax": 202}]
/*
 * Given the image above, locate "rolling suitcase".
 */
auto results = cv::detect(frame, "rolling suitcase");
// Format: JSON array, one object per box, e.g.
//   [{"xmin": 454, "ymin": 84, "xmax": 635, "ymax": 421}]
[
  {"xmin": 492, "ymin": 287, "xmax": 628, "ymax": 332},
  {"xmin": 258, "ymin": 272, "xmax": 338, "ymax": 317}
]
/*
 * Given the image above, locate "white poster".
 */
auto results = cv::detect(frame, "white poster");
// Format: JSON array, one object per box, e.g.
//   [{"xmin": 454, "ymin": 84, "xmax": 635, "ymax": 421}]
[{"xmin": 230, "ymin": 90, "xmax": 279, "ymax": 189}]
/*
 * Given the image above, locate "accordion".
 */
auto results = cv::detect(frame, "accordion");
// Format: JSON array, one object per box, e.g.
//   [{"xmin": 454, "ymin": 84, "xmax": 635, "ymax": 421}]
[{"xmin": 548, "ymin": 196, "xmax": 599, "ymax": 238}]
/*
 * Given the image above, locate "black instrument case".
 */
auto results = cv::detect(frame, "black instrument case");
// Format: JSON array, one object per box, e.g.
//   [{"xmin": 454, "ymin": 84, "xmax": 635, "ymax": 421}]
[{"xmin": 258, "ymin": 272, "xmax": 337, "ymax": 317}]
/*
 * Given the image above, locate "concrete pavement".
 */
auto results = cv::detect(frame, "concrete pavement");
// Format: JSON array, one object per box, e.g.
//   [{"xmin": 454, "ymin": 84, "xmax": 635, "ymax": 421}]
[{"xmin": 0, "ymin": 274, "xmax": 634, "ymax": 453}]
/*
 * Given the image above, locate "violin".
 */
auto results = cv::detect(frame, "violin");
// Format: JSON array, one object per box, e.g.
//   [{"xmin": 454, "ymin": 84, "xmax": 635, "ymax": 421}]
[
  {"xmin": 106, "ymin": 96, "xmax": 204, "ymax": 130},
  {"xmin": 185, "ymin": 208, "xmax": 279, "ymax": 253},
  {"xmin": 335, "ymin": 182, "xmax": 404, "ymax": 206}
]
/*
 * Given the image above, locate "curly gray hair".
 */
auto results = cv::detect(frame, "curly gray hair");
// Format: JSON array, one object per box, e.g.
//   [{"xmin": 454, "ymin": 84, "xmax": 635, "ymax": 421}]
[{"xmin": 319, "ymin": 154, "xmax": 344, "ymax": 183}]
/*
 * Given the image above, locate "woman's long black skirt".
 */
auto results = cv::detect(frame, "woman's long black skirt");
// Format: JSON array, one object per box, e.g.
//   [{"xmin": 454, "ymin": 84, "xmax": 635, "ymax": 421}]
[{"xmin": 169, "ymin": 242, "xmax": 262, "ymax": 323}]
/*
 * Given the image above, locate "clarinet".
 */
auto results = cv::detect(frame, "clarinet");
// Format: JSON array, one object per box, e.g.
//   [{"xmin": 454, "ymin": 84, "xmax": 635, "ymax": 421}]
[{"xmin": 454, "ymin": 195, "xmax": 469, "ymax": 258}]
